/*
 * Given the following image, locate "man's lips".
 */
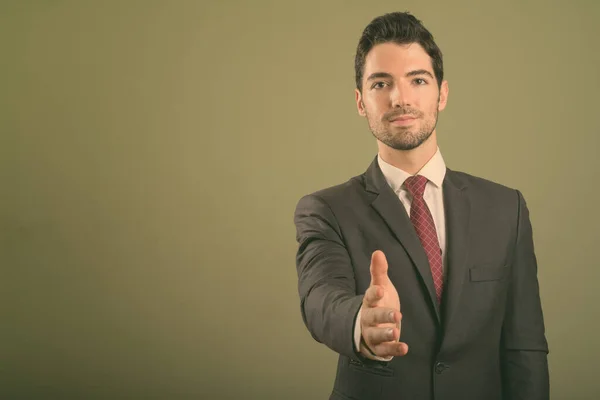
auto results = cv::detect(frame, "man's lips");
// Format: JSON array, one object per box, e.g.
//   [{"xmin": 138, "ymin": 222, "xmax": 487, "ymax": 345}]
[
  {"xmin": 389, "ymin": 115, "xmax": 417, "ymax": 125},
  {"xmin": 390, "ymin": 115, "xmax": 416, "ymax": 121}
]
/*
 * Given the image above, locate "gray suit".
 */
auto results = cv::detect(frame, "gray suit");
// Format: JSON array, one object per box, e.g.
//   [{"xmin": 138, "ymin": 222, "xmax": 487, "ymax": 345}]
[{"xmin": 294, "ymin": 156, "xmax": 549, "ymax": 400}]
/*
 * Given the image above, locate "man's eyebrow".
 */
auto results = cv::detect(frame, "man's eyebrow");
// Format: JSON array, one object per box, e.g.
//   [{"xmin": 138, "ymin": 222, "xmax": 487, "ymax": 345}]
[
  {"xmin": 366, "ymin": 72, "xmax": 394, "ymax": 81},
  {"xmin": 366, "ymin": 70, "xmax": 435, "ymax": 81},
  {"xmin": 406, "ymin": 69, "xmax": 434, "ymax": 79}
]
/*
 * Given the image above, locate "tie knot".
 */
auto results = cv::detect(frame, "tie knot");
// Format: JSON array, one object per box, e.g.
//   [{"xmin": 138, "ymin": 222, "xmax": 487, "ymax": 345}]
[{"xmin": 404, "ymin": 175, "xmax": 428, "ymax": 198}]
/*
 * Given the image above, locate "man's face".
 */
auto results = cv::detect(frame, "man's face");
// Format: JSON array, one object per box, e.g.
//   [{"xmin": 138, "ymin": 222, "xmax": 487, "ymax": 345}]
[{"xmin": 356, "ymin": 42, "xmax": 448, "ymax": 151}]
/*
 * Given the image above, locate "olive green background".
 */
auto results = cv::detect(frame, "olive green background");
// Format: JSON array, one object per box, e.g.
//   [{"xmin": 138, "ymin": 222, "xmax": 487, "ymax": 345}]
[{"xmin": 2, "ymin": 1, "xmax": 599, "ymax": 399}]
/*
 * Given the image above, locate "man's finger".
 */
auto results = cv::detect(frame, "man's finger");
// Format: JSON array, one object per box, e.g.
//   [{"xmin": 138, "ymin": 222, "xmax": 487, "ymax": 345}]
[
  {"xmin": 363, "ymin": 285, "xmax": 383, "ymax": 307},
  {"xmin": 364, "ymin": 325, "xmax": 399, "ymax": 346},
  {"xmin": 370, "ymin": 250, "xmax": 389, "ymax": 286},
  {"xmin": 362, "ymin": 307, "xmax": 400, "ymax": 326},
  {"xmin": 372, "ymin": 341, "xmax": 409, "ymax": 358}
]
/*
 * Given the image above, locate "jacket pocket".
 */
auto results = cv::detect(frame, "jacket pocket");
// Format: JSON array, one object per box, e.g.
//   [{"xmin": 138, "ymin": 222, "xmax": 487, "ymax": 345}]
[
  {"xmin": 469, "ymin": 265, "xmax": 508, "ymax": 282},
  {"xmin": 348, "ymin": 358, "xmax": 394, "ymax": 377}
]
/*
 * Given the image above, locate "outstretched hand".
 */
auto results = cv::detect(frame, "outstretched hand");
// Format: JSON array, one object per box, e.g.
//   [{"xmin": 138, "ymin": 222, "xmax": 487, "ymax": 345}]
[{"xmin": 359, "ymin": 250, "xmax": 408, "ymax": 358}]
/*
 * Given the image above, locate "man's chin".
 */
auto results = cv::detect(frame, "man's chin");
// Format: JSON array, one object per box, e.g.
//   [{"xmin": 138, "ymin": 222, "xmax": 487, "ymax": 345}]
[
  {"xmin": 389, "ymin": 142, "xmax": 422, "ymax": 151},
  {"xmin": 386, "ymin": 134, "xmax": 424, "ymax": 151}
]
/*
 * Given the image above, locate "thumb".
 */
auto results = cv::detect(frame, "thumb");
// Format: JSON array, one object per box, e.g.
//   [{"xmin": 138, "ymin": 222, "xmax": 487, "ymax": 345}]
[{"xmin": 370, "ymin": 250, "xmax": 389, "ymax": 286}]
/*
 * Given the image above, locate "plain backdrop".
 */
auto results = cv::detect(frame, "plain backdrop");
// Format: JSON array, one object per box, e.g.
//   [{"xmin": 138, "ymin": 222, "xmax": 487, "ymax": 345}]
[{"xmin": 2, "ymin": 1, "xmax": 599, "ymax": 399}]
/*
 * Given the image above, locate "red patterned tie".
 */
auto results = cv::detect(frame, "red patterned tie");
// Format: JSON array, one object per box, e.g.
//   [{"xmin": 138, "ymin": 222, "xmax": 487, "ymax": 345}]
[{"xmin": 404, "ymin": 175, "xmax": 443, "ymax": 304}]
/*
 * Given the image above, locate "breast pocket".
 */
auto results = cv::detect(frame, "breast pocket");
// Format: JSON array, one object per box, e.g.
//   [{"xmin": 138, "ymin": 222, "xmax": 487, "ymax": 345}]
[
  {"xmin": 466, "ymin": 265, "xmax": 510, "ymax": 317},
  {"xmin": 469, "ymin": 265, "xmax": 508, "ymax": 282}
]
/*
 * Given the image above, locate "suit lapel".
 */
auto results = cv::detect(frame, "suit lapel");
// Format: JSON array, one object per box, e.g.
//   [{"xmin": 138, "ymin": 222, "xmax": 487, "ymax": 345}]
[
  {"xmin": 365, "ymin": 157, "xmax": 441, "ymax": 323},
  {"xmin": 441, "ymin": 170, "xmax": 471, "ymax": 333}
]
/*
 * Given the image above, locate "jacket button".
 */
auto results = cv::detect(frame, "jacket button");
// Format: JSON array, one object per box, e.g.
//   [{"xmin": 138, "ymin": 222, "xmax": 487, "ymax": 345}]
[{"xmin": 434, "ymin": 362, "xmax": 448, "ymax": 374}]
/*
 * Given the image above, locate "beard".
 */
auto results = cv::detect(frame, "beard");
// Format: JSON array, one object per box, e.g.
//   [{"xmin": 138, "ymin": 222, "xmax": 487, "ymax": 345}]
[{"xmin": 365, "ymin": 104, "xmax": 439, "ymax": 151}]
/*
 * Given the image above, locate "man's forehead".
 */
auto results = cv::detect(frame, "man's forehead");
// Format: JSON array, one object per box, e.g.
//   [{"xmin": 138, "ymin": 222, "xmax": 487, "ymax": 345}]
[{"xmin": 364, "ymin": 42, "xmax": 433, "ymax": 74}]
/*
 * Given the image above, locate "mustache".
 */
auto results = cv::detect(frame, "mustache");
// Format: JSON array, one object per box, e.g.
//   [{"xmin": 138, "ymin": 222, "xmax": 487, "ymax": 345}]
[{"xmin": 384, "ymin": 108, "xmax": 423, "ymax": 121}]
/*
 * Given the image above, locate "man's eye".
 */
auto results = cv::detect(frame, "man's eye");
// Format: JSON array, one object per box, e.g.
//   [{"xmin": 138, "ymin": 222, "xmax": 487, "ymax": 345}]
[
  {"xmin": 414, "ymin": 78, "xmax": 427, "ymax": 85},
  {"xmin": 372, "ymin": 82, "xmax": 387, "ymax": 89}
]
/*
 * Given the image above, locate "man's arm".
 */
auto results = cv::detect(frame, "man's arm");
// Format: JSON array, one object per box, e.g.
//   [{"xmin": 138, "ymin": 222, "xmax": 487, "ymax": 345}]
[
  {"xmin": 500, "ymin": 190, "xmax": 550, "ymax": 399},
  {"xmin": 295, "ymin": 194, "xmax": 407, "ymax": 362},
  {"xmin": 294, "ymin": 194, "xmax": 364, "ymax": 360}
]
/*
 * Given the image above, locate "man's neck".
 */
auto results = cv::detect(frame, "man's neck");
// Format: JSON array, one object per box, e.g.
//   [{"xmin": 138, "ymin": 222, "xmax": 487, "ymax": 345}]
[{"xmin": 377, "ymin": 133, "xmax": 438, "ymax": 175}]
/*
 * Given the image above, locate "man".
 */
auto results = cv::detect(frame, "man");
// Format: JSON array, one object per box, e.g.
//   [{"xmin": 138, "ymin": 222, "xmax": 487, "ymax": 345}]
[{"xmin": 293, "ymin": 12, "xmax": 549, "ymax": 400}]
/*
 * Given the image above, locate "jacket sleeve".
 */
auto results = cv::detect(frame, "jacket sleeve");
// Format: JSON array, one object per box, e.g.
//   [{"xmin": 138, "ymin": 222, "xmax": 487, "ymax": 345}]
[
  {"xmin": 294, "ymin": 193, "xmax": 364, "ymax": 360},
  {"xmin": 500, "ymin": 190, "xmax": 550, "ymax": 399}
]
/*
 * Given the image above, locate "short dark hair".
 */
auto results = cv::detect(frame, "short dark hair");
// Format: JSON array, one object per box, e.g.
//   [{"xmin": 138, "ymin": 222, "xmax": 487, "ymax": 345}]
[{"xmin": 354, "ymin": 12, "xmax": 444, "ymax": 91}]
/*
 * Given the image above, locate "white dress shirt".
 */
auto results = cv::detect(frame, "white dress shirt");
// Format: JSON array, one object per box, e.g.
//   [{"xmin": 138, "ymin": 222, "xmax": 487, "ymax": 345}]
[{"xmin": 353, "ymin": 147, "xmax": 448, "ymax": 360}]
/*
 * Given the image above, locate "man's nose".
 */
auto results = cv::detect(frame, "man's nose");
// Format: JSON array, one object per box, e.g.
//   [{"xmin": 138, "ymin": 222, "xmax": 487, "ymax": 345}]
[{"xmin": 390, "ymin": 83, "xmax": 412, "ymax": 108}]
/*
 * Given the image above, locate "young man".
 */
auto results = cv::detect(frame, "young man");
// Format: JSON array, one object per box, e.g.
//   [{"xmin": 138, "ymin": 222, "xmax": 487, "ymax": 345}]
[{"xmin": 294, "ymin": 12, "xmax": 549, "ymax": 400}]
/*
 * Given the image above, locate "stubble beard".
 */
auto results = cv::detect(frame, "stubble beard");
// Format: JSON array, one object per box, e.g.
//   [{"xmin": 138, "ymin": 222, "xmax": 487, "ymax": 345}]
[{"xmin": 366, "ymin": 105, "xmax": 439, "ymax": 151}]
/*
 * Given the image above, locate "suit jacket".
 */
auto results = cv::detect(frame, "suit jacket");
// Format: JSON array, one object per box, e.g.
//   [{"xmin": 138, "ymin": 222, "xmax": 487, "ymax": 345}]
[{"xmin": 294, "ymin": 156, "xmax": 549, "ymax": 400}]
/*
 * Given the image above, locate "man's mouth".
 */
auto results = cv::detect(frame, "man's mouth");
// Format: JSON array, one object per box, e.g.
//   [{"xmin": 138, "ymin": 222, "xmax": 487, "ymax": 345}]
[{"xmin": 389, "ymin": 115, "xmax": 417, "ymax": 125}]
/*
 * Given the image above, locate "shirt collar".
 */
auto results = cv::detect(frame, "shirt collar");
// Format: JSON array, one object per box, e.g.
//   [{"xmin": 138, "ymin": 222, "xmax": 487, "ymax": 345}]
[{"xmin": 377, "ymin": 147, "xmax": 447, "ymax": 194}]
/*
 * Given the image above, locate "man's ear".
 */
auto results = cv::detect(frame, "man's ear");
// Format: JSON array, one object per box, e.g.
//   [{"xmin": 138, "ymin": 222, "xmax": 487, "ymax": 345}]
[
  {"xmin": 438, "ymin": 80, "xmax": 449, "ymax": 112},
  {"xmin": 355, "ymin": 88, "xmax": 366, "ymax": 117}
]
